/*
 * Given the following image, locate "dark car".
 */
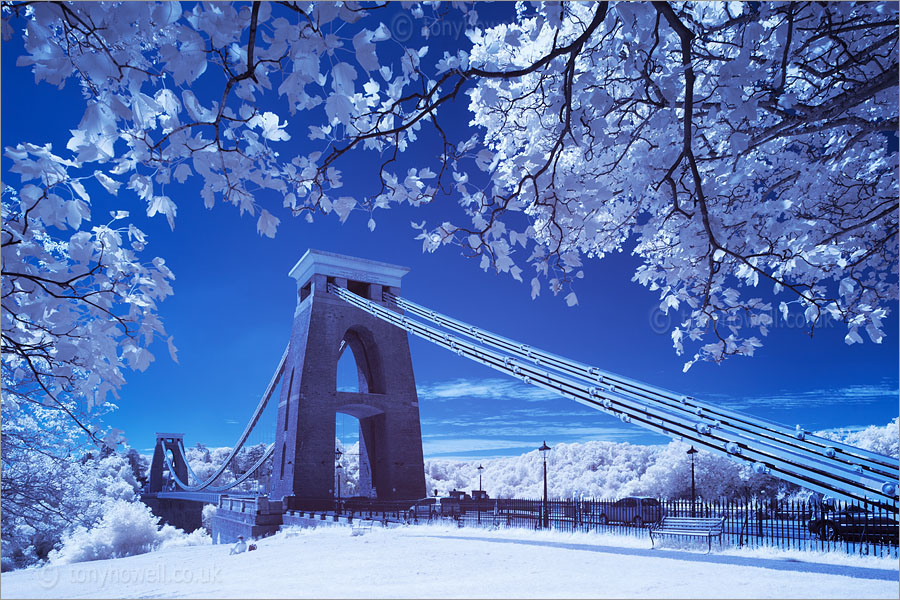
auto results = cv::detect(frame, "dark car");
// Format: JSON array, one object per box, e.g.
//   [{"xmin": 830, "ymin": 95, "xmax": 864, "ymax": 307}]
[
  {"xmin": 767, "ymin": 502, "xmax": 814, "ymax": 522},
  {"xmin": 808, "ymin": 505, "xmax": 899, "ymax": 543},
  {"xmin": 597, "ymin": 497, "xmax": 663, "ymax": 526}
]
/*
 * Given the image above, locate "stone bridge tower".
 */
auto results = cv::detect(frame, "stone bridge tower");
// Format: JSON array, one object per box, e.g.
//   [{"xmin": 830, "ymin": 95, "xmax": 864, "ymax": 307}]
[
  {"xmin": 270, "ymin": 250, "xmax": 426, "ymax": 508},
  {"xmin": 148, "ymin": 433, "xmax": 189, "ymax": 493}
]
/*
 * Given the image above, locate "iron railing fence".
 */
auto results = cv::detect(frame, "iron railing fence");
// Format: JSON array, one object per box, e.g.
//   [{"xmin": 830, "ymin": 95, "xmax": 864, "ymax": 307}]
[
  {"xmin": 267, "ymin": 494, "xmax": 898, "ymax": 557},
  {"xmin": 288, "ymin": 496, "xmax": 433, "ymax": 522},
  {"xmin": 437, "ymin": 496, "xmax": 898, "ymax": 558}
]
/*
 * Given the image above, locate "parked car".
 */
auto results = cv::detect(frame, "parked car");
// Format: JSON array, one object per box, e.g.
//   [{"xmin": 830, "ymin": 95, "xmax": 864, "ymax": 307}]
[
  {"xmin": 408, "ymin": 498, "xmax": 438, "ymax": 519},
  {"xmin": 597, "ymin": 497, "xmax": 663, "ymax": 526},
  {"xmin": 767, "ymin": 502, "xmax": 814, "ymax": 522},
  {"xmin": 808, "ymin": 505, "xmax": 899, "ymax": 543}
]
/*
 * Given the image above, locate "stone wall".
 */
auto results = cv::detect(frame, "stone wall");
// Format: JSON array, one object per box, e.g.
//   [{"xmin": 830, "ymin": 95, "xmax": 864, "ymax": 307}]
[{"xmin": 143, "ymin": 496, "xmax": 204, "ymax": 532}]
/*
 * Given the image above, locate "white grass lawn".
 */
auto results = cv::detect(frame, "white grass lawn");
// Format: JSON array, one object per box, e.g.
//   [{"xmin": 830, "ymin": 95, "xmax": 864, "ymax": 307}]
[{"xmin": 2, "ymin": 523, "xmax": 897, "ymax": 599}]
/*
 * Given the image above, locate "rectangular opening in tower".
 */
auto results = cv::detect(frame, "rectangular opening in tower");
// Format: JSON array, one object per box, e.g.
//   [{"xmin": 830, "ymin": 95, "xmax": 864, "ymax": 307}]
[
  {"xmin": 299, "ymin": 282, "xmax": 311, "ymax": 302},
  {"xmin": 347, "ymin": 280, "xmax": 368, "ymax": 297}
]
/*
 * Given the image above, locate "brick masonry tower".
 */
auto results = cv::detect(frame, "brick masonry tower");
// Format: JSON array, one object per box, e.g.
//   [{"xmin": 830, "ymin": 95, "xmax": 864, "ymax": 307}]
[
  {"xmin": 148, "ymin": 433, "xmax": 188, "ymax": 493},
  {"xmin": 270, "ymin": 250, "xmax": 426, "ymax": 508}
]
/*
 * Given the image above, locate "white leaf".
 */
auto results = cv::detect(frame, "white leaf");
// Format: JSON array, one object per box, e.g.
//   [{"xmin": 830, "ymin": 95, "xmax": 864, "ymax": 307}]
[
  {"xmin": 325, "ymin": 94, "xmax": 353, "ymax": 126},
  {"xmin": 779, "ymin": 302, "xmax": 789, "ymax": 321},
  {"xmin": 331, "ymin": 62, "xmax": 358, "ymax": 95},
  {"xmin": 248, "ymin": 112, "xmax": 291, "ymax": 141},
  {"xmin": 256, "ymin": 209, "xmax": 280, "ymax": 238},
  {"xmin": 353, "ymin": 30, "xmax": 380, "ymax": 72},
  {"xmin": 65, "ymin": 200, "xmax": 88, "ymax": 230},
  {"xmin": 181, "ymin": 89, "xmax": 215, "ymax": 122},
  {"xmin": 844, "ymin": 328, "xmax": 864, "ymax": 345},
  {"xmin": 147, "ymin": 195, "xmax": 177, "ymax": 230},
  {"xmin": 865, "ymin": 324, "xmax": 884, "ymax": 344},
  {"xmin": 94, "ymin": 171, "xmax": 121, "ymax": 195},
  {"xmin": 839, "ymin": 278, "xmax": 854, "ymax": 297},
  {"xmin": 333, "ymin": 196, "xmax": 356, "ymax": 223},
  {"xmin": 173, "ymin": 164, "xmax": 192, "ymax": 183},
  {"xmin": 167, "ymin": 335, "xmax": 179, "ymax": 363},
  {"xmin": 565, "ymin": 292, "xmax": 578, "ymax": 307},
  {"xmin": 70, "ymin": 180, "xmax": 90, "ymax": 203}
]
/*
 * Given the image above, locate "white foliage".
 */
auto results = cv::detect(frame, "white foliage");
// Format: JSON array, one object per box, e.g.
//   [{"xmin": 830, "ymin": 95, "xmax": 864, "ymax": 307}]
[
  {"xmin": 815, "ymin": 418, "xmax": 899, "ymax": 460},
  {"xmin": 423, "ymin": 439, "xmax": 792, "ymax": 501},
  {"xmin": 1, "ymin": 397, "xmax": 153, "ymax": 570},
  {"xmin": 1, "ymin": 1, "xmax": 896, "ymax": 465},
  {"xmin": 49, "ymin": 500, "xmax": 209, "ymax": 565},
  {"xmin": 201, "ymin": 504, "xmax": 217, "ymax": 534},
  {"xmin": 5, "ymin": 2, "xmax": 892, "ymax": 366}
]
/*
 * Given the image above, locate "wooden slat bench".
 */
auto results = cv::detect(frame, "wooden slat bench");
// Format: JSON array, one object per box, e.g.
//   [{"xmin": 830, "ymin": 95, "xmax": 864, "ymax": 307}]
[
  {"xmin": 351, "ymin": 518, "xmax": 375, "ymax": 536},
  {"xmin": 649, "ymin": 516, "xmax": 725, "ymax": 553}
]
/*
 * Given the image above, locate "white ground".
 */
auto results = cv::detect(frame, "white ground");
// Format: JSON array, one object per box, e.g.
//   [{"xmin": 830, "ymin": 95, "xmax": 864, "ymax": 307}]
[{"xmin": 3, "ymin": 524, "xmax": 897, "ymax": 599}]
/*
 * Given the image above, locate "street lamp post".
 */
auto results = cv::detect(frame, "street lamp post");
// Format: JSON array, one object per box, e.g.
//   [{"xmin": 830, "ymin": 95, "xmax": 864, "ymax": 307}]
[
  {"xmin": 539, "ymin": 441, "xmax": 551, "ymax": 529},
  {"xmin": 687, "ymin": 446, "xmax": 698, "ymax": 517},
  {"xmin": 476, "ymin": 464, "xmax": 484, "ymax": 524},
  {"xmin": 335, "ymin": 447, "xmax": 343, "ymax": 515}
]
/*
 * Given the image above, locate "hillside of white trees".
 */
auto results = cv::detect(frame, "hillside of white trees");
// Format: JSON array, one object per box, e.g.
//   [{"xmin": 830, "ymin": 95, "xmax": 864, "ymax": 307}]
[{"xmin": 424, "ymin": 419, "xmax": 900, "ymax": 501}]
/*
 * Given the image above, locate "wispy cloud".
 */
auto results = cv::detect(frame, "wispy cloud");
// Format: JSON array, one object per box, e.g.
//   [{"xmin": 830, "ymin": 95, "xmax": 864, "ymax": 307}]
[
  {"xmin": 417, "ymin": 378, "xmax": 558, "ymax": 403},
  {"xmin": 812, "ymin": 424, "xmax": 869, "ymax": 437},
  {"xmin": 225, "ymin": 419, "xmax": 239, "ymax": 425},
  {"xmin": 420, "ymin": 404, "xmax": 655, "ymax": 458},
  {"xmin": 422, "ymin": 438, "xmax": 540, "ymax": 457},
  {"xmin": 722, "ymin": 381, "xmax": 898, "ymax": 410}
]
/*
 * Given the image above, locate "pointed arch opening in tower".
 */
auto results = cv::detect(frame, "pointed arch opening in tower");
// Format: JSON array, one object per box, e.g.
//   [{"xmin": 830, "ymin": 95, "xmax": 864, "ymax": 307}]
[
  {"xmin": 336, "ymin": 328, "xmax": 385, "ymax": 394},
  {"xmin": 337, "ymin": 340, "xmax": 363, "ymax": 393}
]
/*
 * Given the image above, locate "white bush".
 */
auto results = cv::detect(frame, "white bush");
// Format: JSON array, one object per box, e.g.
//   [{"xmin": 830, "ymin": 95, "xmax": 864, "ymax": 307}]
[
  {"xmin": 816, "ymin": 418, "xmax": 899, "ymax": 459},
  {"xmin": 159, "ymin": 527, "xmax": 212, "ymax": 551},
  {"xmin": 50, "ymin": 500, "xmax": 209, "ymax": 565},
  {"xmin": 201, "ymin": 504, "xmax": 217, "ymax": 533}
]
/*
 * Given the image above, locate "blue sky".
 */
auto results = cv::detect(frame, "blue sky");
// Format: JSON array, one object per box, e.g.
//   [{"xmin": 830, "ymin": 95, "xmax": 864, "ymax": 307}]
[{"xmin": 2, "ymin": 4, "xmax": 897, "ymax": 461}]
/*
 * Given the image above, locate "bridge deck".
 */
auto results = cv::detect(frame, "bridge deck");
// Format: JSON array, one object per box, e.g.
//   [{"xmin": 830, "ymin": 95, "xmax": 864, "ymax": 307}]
[{"xmin": 144, "ymin": 491, "xmax": 261, "ymax": 504}]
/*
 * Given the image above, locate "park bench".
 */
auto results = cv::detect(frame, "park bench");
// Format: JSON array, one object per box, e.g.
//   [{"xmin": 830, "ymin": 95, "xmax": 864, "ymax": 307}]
[
  {"xmin": 649, "ymin": 516, "xmax": 725, "ymax": 553},
  {"xmin": 351, "ymin": 518, "xmax": 375, "ymax": 536}
]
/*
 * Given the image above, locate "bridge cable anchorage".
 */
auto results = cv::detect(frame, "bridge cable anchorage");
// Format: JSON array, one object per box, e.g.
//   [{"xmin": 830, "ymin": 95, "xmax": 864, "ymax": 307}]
[
  {"xmin": 164, "ymin": 442, "xmax": 275, "ymax": 493},
  {"xmin": 328, "ymin": 284, "xmax": 898, "ymax": 507},
  {"xmin": 382, "ymin": 291, "xmax": 899, "ymax": 485},
  {"xmin": 165, "ymin": 346, "xmax": 287, "ymax": 491}
]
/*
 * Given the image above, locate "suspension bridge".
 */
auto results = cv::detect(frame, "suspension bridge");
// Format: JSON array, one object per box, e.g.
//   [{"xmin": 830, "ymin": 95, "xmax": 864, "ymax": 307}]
[{"xmin": 141, "ymin": 250, "xmax": 899, "ymax": 540}]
